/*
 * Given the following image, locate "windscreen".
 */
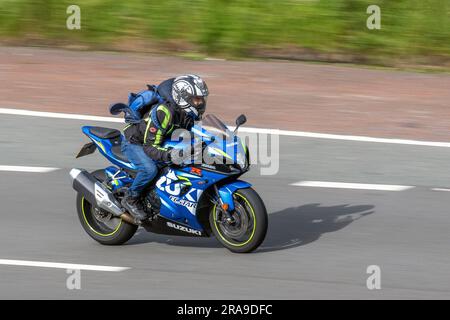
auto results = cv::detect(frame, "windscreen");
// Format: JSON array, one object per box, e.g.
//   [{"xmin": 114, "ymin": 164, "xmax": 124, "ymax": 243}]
[{"xmin": 200, "ymin": 114, "xmax": 232, "ymax": 138}]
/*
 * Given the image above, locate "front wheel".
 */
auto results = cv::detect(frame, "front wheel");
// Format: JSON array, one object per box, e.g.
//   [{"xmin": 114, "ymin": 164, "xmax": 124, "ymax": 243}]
[{"xmin": 209, "ymin": 188, "xmax": 268, "ymax": 253}]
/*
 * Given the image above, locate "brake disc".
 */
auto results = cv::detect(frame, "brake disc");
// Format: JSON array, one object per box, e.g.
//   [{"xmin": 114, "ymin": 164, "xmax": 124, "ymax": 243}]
[
  {"xmin": 93, "ymin": 206, "xmax": 113, "ymax": 223},
  {"xmin": 219, "ymin": 201, "xmax": 249, "ymax": 239}
]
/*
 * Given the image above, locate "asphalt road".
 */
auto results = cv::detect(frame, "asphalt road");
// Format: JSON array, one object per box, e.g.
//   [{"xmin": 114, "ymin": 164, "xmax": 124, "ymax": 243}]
[{"xmin": 1, "ymin": 114, "xmax": 450, "ymax": 299}]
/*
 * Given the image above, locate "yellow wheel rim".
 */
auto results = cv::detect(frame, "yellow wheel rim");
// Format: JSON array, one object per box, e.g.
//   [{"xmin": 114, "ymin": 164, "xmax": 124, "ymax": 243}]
[
  {"xmin": 81, "ymin": 197, "xmax": 122, "ymax": 237},
  {"xmin": 213, "ymin": 192, "xmax": 256, "ymax": 247}
]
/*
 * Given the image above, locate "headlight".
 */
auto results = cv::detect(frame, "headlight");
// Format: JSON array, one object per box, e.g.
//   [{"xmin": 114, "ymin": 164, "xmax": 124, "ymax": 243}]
[{"xmin": 236, "ymin": 150, "xmax": 248, "ymax": 170}]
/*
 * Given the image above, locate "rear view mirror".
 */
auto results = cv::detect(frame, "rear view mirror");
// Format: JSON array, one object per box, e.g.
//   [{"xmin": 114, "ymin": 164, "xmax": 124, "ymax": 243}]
[
  {"xmin": 234, "ymin": 114, "xmax": 247, "ymax": 133},
  {"xmin": 236, "ymin": 114, "xmax": 247, "ymax": 127}
]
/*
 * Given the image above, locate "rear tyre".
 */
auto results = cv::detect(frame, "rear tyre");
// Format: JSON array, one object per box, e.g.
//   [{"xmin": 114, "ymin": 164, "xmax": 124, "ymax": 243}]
[
  {"xmin": 76, "ymin": 170, "xmax": 137, "ymax": 245},
  {"xmin": 209, "ymin": 188, "xmax": 268, "ymax": 253}
]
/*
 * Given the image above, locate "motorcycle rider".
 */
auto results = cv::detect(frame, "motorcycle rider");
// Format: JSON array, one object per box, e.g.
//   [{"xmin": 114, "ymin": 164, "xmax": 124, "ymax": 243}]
[{"xmin": 121, "ymin": 74, "xmax": 209, "ymax": 221}]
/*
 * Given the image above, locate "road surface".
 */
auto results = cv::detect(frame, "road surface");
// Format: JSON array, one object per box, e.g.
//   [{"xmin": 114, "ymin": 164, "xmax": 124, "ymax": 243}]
[{"xmin": 0, "ymin": 112, "xmax": 450, "ymax": 299}]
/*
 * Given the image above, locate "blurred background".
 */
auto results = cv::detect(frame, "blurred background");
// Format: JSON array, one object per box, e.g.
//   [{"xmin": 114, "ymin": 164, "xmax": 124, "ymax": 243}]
[
  {"xmin": 0, "ymin": 0, "xmax": 449, "ymax": 139},
  {"xmin": 0, "ymin": 0, "xmax": 449, "ymax": 67}
]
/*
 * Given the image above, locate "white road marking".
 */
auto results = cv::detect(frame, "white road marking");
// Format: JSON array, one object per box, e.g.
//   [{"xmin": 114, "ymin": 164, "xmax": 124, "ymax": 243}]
[
  {"xmin": 240, "ymin": 127, "xmax": 450, "ymax": 148},
  {"xmin": 0, "ymin": 259, "xmax": 130, "ymax": 272},
  {"xmin": 0, "ymin": 108, "xmax": 123, "ymax": 123},
  {"xmin": 431, "ymin": 188, "xmax": 450, "ymax": 192},
  {"xmin": 1, "ymin": 107, "xmax": 450, "ymax": 148},
  {"xmin": 0, "ymin": 165, "xmax": 59, "ymax": 173},
  {"xmin": 291, "ymin": 181, "xmax": 414, "ymax": 191}
]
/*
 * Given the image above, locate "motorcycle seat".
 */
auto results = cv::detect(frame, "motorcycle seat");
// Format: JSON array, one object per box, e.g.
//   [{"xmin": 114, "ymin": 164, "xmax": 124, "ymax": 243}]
[
  {"xmin": 111, "ymin": 145, "xmax": 129, "ymax": 163},
  {"xmin": 88, "ymin": 127, "xmax": 121, "ymax": 139}
]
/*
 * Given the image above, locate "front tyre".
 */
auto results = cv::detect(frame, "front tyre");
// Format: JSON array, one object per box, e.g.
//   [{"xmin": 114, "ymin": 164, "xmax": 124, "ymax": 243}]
[{"xmin": 209, "ymin": 188, "xmax": 268, "ymax": 253}]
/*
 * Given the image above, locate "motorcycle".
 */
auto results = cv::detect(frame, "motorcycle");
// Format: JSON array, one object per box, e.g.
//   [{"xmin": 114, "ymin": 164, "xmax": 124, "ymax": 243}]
[{"xmin": 70, "ymin": 112, "xmax": 268, "ymax": 253}]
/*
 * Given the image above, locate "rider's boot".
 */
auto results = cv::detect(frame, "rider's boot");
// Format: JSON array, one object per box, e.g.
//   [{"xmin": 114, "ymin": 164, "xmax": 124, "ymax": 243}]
[
  {"xmin": 121, "ymin": 194, "xmax": 148, "ymax": 222},
  {"xmin": 147, "ymin": 188, "xmax": 161, "ymax": 215}
]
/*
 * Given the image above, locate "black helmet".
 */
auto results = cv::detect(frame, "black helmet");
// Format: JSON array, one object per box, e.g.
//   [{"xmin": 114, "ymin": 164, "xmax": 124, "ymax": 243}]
[{"xmin": 171, "ymin": 74, "xmax": 209, "ymax": 120}]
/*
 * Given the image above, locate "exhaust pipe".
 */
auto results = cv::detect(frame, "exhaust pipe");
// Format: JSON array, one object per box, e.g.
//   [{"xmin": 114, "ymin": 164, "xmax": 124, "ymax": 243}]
[{"xmin": 70, "ymin": 168, "xmax": 137, "ymax": 225}]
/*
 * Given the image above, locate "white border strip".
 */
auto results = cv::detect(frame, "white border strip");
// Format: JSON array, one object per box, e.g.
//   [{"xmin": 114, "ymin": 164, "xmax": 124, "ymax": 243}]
[
  {"xmin": 2, "ymin": 107, "xmax": 450, "ymax": 148},
  {"xmin": 0, "ymin": 108, "xmax": 123, "ymax": 123},
  {"xmin": 431, "ymin": 188, "xmax": 450, "ymax": 192},
  {"xmin": 238, "ymin": 127, "xmax": 450, "ymax": 148},
  {"xmin": 0, "ymin": 165, "xmax": 59, "ymax": 173},
  {"xmin": 291, "ymin": 181, "xmax": 414, "ymax": 191},
  {"xmin": 0, "ymin": 259, "xmax": 130, "ymax": 272}
]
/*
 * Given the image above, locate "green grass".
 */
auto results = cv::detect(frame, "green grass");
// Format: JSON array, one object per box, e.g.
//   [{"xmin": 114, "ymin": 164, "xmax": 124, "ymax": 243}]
[{"xmin": 0, "ymin": 0, "xmax": 448, "ymax": 64}]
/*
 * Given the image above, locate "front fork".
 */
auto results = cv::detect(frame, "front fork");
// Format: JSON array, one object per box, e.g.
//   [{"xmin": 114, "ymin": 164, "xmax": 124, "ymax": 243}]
[
  {"xmin": 213, "ymin": 185, "xmax": 234, "ymax": 223},
  {"xmin": 212, "ymin": 180, "xmax": 252, "ymax": 222}
]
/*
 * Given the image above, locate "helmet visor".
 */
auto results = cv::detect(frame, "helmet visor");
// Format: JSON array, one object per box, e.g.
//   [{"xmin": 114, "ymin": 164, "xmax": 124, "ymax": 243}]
[{"xmin": 191, "ymin": 96, "xmax": 207, "ymax": 107}]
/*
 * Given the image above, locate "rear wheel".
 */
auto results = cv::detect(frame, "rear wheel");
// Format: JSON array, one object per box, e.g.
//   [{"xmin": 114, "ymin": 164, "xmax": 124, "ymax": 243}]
[
  {"xmin": 76, "ymin": 170, "xmax": 137, "ymax": 245},
  {"xmin": 209, "ymin": 188, "xmax": 268, "ymax": 253}
]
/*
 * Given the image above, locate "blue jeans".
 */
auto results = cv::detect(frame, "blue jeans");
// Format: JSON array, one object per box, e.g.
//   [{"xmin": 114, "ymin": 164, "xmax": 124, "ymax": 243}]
[{"xmin": 121, "ymin": 140, "xmax": 158, "ymax": 198}]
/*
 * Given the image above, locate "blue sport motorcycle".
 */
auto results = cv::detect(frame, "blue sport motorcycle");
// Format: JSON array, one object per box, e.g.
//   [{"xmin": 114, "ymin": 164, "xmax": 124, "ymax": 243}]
[{"xmin": 70, "ymin": 113, "xmax": 268, "ymax": 253}]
